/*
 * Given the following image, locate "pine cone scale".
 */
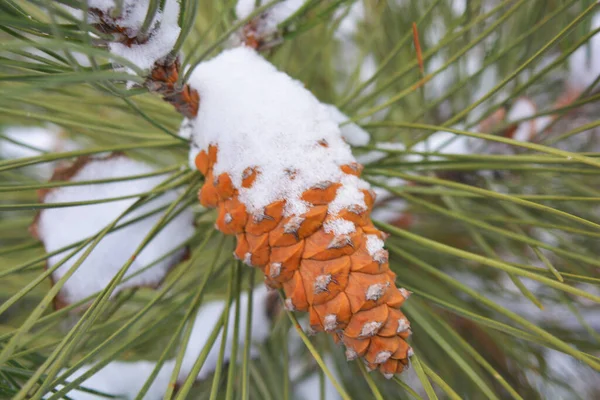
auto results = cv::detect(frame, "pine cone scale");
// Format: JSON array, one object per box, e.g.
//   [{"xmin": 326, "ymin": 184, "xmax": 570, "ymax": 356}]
[{"xmin": 195, "ymin": 145, "xmax": 412, "ymax": 375}]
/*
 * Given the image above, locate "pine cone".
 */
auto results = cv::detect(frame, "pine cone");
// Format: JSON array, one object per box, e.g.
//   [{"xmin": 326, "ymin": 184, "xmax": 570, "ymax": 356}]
[{"xmin": 194, "ymin": 146, "xmax": 413, "ymax": 377}]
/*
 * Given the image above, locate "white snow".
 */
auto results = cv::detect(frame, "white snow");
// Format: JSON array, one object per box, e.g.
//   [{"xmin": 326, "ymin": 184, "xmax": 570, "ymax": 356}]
[
  {"xmin": 358, "ymin": 54, "xmax": 378, "ymax": 95},
  {"xmin": 371, "ymin": 199, "xmax": 410, "ymax": 224},
  {"xmin": 334, "ymin": 0, "xmax": 366, "ymax": 39},
  {"xmin": 568, "ymin": 13, "xmax": 600, "ymax": 91},
  {"xmin": 74, "ymin": 0, "xmax": 181, "ymax": 72},
  {"xmin": 412, "ymin": 131, "xmax": 471, "ymax": 155},
  {"xmin": 324, "ymin": 104, "xmax": 371, "ymax": 146},
  {"xmin": 531, "ymin": 119, "xmax": 554, "ymax": 141},
  {"xmin": 51, "ymin": 286, "xmax": 274, "ymax": 399},
  {"xmin": 370, "ymin": 100, "xmax": 554, "ymax": 158},
  {"xmin": 186, "ymin": 47, "xmax": 370, "ymax": 217},
  {"xmin": 68, "ymin": 0, "xmax": 157, "ymax": 29},
  {"xmin": 506, "ymin": 98, "xmax": 553, "ymax": 142},
  {"xmin": 1, "ymin": 125, "xmax": 79, "ymax": 179},
  {"xmin": 327, "ymin": 175, "xmax": 370, "ymax": 216},
  {"xmin": 358, "ymin": 130, "xmax": 476, "ymax": 164},
  {"xmin": 364, "ymin": 176, "xmax": 411, "ymax": 225},
  {"xmin": 356, "ymin": 141, "xmax": 406, "ymax": 165},
  {"xmin": 293, "ymin": 355, "xmax": 342, "ymax": 400},
  {"xmin": 1, "ymin": 125, "xmax": 61, "ymax": 159},
  {"xmin": 178, "ymin": 285, "xmax": 273, "ymax": 381},
  {"xmin": 179, "ymin": 117, "xmax": 201, "ymax": 170},
  {"xmin": 22, "ymin": 47, "xmax": 92, "ymax": 68},
  {"xmin": 287, "ymin": 327, "xmax": 341, "ymax": 399},
  {"xmin": 425, "ymin": 53, "xmax": 457, "ymax": 103},
  {"xmin": 452, "ymin": 0, "xmax": 467, "ymax": 16},
  {"xmin": 467, "ymin": 65, "xmax": 506, "ymax": 124},
  {"xmin": 323, "ymin": 218, "xmax": 356, "ymax": 236},
  {"xmin": 356, "ymin": 149, "xmax": 386, "ymax": 165},
  {"xmin": 377, "ymin": 142, "xmax": 407, "ymax": 152},
  {"xmin": 235, "ymin": 0, "xmax": 307, "ymax": 37},
  {"xmin": 527, "ymin": 349, "xmax": 600, "ymax": 400},
  {"xmin": 424, "ymin": 16, "xmax": 447, "ymax": 48},
  {"xmin": 450, "ymin": 264, "xmax": 600, "ymax": 399},
  {"xmin": 331, "ymin": 3, "xmax": 372, "ymax": 96},
  {"xmin": 426, "ymin": 46, "xmax": 487, "ymax": 114},
  {"xmin": 37, "ymin": 155, "xmax": 194, "ymax": 305},
  {"xmin": 506, "ymin": 98, "xmax": 537, "ymax": 142},
  {"xmin": 50, "ymin": 360, "xmax": 174, "ymax": 400},
  {"xmin": 178, "ymin": 117, "xmax": 193, "ymax": 140},
  {"xmin": 365, "ymin": 234, "xmax": 384, "ymax": 256},
  {"xmin": 401, "ymin": 127, "xmax": 478, "ymax": 162}
]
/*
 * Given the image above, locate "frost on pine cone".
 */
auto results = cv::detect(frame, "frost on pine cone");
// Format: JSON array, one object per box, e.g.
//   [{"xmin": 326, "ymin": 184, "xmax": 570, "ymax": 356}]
[{"xmin": 186, "ymin": 47, "xmax": 412, "ymax": 376}]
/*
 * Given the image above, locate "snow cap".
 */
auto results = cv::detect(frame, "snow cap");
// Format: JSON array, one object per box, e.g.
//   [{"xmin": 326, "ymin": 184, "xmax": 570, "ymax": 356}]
[{"xmin": 185, "ymin": 47, "xmax": 370, "ymax": 218}]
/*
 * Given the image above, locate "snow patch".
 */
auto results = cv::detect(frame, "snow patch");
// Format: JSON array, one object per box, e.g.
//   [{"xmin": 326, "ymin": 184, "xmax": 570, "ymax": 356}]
[
  {"xmin": 366, "ymin": 234, "xmax": 384, "ymax": 256},
  {"xmin": 568, "ymin": 13, "xmax": 600, "ymax": 91},
  {"xmin": 356, "ymin": 141, "xmax": 405, "ymax": 165},
  {"xmin": 179, "ymin": 117, "xmax": 200, "ymax": 170},
  {"xmin": 324, "ymin": 104, "xmax": 370, "ymax": 146},
  {"xmin": 507, "ymin": 98, "xmax": 536, "ymax": 142},
  {"xmin": 323, "ymin": 218, "xmax": 356, "ymax": 236},
  {"xmin": 371, "ymin": 199, "xmax": 410, "ymax": 224},
  {"xmin": 358, "ymin": 54, "xmax": 378, "ymax": 94},
  {"xmin": 2, "ymin": 125, "xmax": 60, "ymax": 158},
  {"xmin": 235, "ymin": 0, "xmax": 307, "ymax": 37},
  {"xmin": 50, "ymin": 360, "xmax": 174, "ymax": 400},
  {"xmin": 328, "ymin": 175, "xmax": 370, "ymax": 215},
  {"xmin": 527, "ymin": 349, "xmax": 600, "ymax": 399},
  {"xmin": 376, "ymin": 142, "xmax": 406, "ymax": 151},
  {"xmin": 1, "ymin": 125, "xmax": 81, "ymax": 180},
  {"xmin": 334, "ymin": 1, "xmax": 366, "ymax": 39},
  {"xmin": 74, "ymin": 0, "xmax": 181, "ymax": 72},
  {"xmin": 293, "ymin": 355, "xmax": 342, "ymax": 400},
  {"xmin": 51, "ymin": 286, "xmax": 274, "ymax": 399},
  {"xmin": 506, "ymin": 98, "xmax": 553, "ymax": 142},
  {"xmin": 178, "ymin": 285, "xmax": 273, "ymax": 381},
  {"xmin": 401, "ymin": 127, "xmax": 479, "ymax": 162},
  {"xmin": 37, "ymin": 155, "xmax": 194, "ymax": 305},
  {"xmin": 452, "ymin": 0, "xmax": 467, "ymax": 16}
]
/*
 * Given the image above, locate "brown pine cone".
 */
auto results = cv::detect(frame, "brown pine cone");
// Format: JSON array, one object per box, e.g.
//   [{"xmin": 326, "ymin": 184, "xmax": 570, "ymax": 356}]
[{"xmin": 194, "ymin": 145, "xmax": 413, "ymax": 377}]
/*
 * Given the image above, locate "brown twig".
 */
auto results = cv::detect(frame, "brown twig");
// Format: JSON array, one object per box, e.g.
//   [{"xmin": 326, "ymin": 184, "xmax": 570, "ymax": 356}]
[{"xmin": 412, "ymin": 22, "xmax": 424, "ymax": 76}]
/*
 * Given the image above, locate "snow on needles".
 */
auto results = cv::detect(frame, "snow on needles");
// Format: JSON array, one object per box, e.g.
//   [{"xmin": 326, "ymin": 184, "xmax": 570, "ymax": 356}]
[
  {"xmin": 293, "ymin": 355, "xmax": 342, "ymax": 400},
  {"xmin": 36, "ymin": 155, "xmax": 194, "ymax": 305},
  {"xmin": 324, "ymin": 218, "xmax": 356, "ymax": 236},
  {"xmin": 185, "ymin": 47, "xmax": 370, "ymax": 217},
  {"xmin": 506, "ymin": 98, "xmax": 552, "ymax": 142},
  {"xmin": 1, "ymin": 125, "xmax": 61, "ymax": 160},
  {"xmin": 77, "ymin": 0, "xmax": 181, "ymax": 72},
  {"xmin": 324, "ymin": 104, "xmax": 370, "ymax": 146},
  {"xmin": 186, "ymin": 104, "xmax": 370, "ymax": 170},
  {"xmin": 366, "ymin": 234, "xmax": 384, "ymax": 256},
  {"xmin": 52, "ymin": 286, "xmax": 274, "ymax": 399},
  {"xmin": 50, "ymin": 360, "xmax": 174, "ymax": 400},
  {"xmin": 178, "ymin": 285, "xmax": 273, "ymax": 381},
  {"xmin": 0, "ymin": 125, "xmax": 74, "ymax": 180},
  {"xmin": 568, "ymin": 13, "xmax": 600, "ymax": 91},
  {"xmin": 236, "ymin": 0, "xmax": 307, "ymax": 37}
]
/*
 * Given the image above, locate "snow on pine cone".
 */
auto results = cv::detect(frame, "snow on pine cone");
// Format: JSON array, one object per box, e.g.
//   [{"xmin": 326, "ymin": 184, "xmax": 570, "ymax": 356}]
[{"xmin": 185, "ymin": 47, "xmax": 412, "ymax": 377}]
